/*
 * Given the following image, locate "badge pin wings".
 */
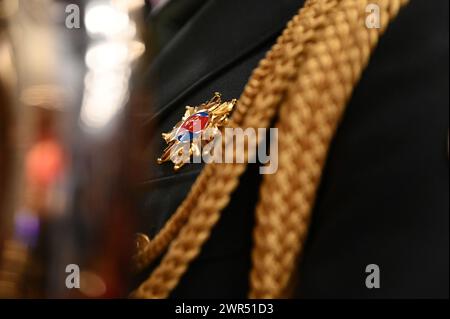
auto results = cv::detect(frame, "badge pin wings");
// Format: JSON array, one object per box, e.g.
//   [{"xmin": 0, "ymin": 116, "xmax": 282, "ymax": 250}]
[{"xmin": 157, "ymin": 93, "xmax": 237, "ymax": 171}]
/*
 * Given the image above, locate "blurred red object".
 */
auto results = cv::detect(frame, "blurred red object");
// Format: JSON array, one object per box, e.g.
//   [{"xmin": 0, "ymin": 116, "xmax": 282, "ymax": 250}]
[{"xmin": 26, "ymin": 138, "xmax": 64, "ymax": 188}]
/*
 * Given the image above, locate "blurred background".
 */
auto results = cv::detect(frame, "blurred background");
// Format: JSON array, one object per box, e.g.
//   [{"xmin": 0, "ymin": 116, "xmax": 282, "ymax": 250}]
[{"xmin": 0, "ymin": 0, "xmax": 152, "ymax": 298}]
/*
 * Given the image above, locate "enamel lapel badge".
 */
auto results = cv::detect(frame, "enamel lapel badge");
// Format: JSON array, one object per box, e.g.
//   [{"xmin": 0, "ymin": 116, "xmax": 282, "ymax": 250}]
[{"xmin": 157, "ymin": 93, "xmax": 237, "ymax": 170}]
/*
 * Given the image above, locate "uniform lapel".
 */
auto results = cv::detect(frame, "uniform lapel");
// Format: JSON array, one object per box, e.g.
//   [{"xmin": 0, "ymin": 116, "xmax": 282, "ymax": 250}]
[{"xmin": 144, "ymin": 0, "xmax": 306, "ymax": 123}]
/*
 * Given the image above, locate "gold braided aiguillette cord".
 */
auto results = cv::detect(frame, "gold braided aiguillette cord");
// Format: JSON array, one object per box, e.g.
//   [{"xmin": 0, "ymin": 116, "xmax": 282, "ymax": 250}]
[{"xmin": 133, "ymin": 0, "xmax": 409, "ymax": 299}]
